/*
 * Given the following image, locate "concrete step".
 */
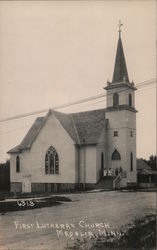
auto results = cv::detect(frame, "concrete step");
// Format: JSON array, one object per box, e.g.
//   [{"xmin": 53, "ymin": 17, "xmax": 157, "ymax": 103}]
[{"xmin": 95, "ymin": 177, "xmax": 115, "ymax": 189}]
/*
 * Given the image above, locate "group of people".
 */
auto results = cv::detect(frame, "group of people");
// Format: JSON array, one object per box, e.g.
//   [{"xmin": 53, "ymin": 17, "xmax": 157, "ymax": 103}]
[
  {"xmin": 103, "ymin": 167, "xmax": 123, "ymax": 177},
  {"xmin": 103, "ymin": 168, "xmax": 112, "ymax": 177},
  {"xmin": 115, "ymin": 166, "xmax": 123, "ymax": 176}
]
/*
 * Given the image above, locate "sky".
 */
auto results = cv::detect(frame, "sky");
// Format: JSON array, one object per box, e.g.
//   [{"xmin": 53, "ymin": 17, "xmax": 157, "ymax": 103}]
[{"xmin": 0, "ymin": 0, "xmax": 156, "ymax": 162}]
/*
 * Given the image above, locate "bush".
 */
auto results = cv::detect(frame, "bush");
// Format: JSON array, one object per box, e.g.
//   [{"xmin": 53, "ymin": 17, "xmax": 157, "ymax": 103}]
[{"xmin": 67, "ymin": 214, "xmax": 156, "ymax": 250}]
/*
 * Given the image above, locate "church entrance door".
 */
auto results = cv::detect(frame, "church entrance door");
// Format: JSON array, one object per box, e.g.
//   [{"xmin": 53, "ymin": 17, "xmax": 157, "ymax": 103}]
[{"xmin": 22, "ymin": 176, "xmax": 31, "ymax": 193}]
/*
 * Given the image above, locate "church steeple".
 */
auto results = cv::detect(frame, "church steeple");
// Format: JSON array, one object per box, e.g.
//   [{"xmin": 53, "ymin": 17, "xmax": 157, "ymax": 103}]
[{"xmin": 112, "ymin": 21, "xmax": 129, "ymax": 83}]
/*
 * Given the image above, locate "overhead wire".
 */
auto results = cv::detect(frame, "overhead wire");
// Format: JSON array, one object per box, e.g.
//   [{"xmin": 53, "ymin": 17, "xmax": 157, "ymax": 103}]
[
  {"xmin": 77, "ymin": 83, "xmax": 156, "ymax": 110},
  {"xmin": 0, "ymin": 78, "xmax": 155, "ymax": 137},
  {"xmin": 0, "ymin": 78, "xmax": 156, "ymax": 124}
]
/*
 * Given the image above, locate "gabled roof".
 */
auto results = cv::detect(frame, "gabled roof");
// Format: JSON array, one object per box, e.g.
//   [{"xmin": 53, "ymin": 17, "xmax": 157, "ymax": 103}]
[
  {"xmin": 112, "ymin": 37, "xmax": 129, "ymax": 83},
  {"xmin": 138, "ymin": 169, "xmax": 157, "ymax": 176},
  {"xmin": 7, "ymin": 117, "xmax": 45, "ymax": 153},
  {"xmin": 7, "ymin": 145, "xmax": 21, "ymax": 153},
  {"xmin": 53, "ymin": 111, "xmax": 79, "ymax": 144},
  {"xmin": 8, "ymin": 109, "xmax": 107, "ymax": 153},
  {"xmin": 72, "ymin": 109, "xmax": 106, "ymax": 144},
  {"xmin": 137, "ymin": 159, "xmax": 151, "ymax": 171},
  {"xmin": 20, "ymin": 117, "xmax": 45, "ymax": 150}
]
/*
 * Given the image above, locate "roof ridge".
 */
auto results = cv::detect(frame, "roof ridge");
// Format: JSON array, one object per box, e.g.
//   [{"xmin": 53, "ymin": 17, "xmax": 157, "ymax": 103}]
[
  {"xmin": 53, "ymin": 110, "xmax": 79, "ymax": 144},
  {"xmin": 70, "ymin": 114, "xmax": 81, "ymax": 145},
  {"xmin": 21, "ymin": 111, "xmax": 51, "ymax": 149},
  {"xmin": 70, "ymin": 108, "xmax": 105, "ymax": 115},
  {"xmin": 8, "ymin": 108, "xmax": 107, "ymax": 153}
]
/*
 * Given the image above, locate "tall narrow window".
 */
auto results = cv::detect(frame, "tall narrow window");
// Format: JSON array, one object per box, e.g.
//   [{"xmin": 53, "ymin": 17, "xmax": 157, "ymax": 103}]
[
  {"xmin": 111, "ymin": 149, "xmax": 121, "ymax": 160},
  {"xmin": 129, "ymin": 94, "xmax": 132, "ymax": 107},
  {"xmin": 113, "ymin": 93, "xmax": 119, "ymax": 107},
  {"xmin": 101, "ymin": 153, "xmax": 104, "ymax": 177},
  {"xmin": 101, "ymin": 153, "xmax": 104, "ymax": 169},
  {"xmin": 130, "ymin": 152, "xmax": 133, "ymax": 171},
  {"xmin": 45, "ymin": 146, "xmax": 59, "ymax": 174},
  {"xmin": 16, "ymin": 156, "xmax": 20, "ymax": 172}
]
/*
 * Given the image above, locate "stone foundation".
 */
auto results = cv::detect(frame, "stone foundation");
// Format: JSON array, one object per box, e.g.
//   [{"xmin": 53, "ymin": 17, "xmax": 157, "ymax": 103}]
[
  {"xmin": 11, "ymin": 182, "xmax": 22, "ymax": 193},
  {"xmin": 31, "ymin": 183, "xmax": 75, "ymax": 192},
  {"xmin": 138, "ymin": 182, "xmax": 157, "ymax": 188},
  {"xmin": 127, "ymin": 182, "xmax": 137, "ymax": 187},
  {"xmin": 75, "ymin": 183, "xmax": 95, "ymax": 190},
  {"xmin": 10, "ymin": 182, "xmax": 96, "ymax": 193}
]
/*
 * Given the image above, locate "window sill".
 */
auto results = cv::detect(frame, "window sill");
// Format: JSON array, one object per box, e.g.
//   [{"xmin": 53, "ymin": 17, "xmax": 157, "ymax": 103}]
[{"xmin": 45, "ymin": 173, "xmax": 60, "ymax": 175}]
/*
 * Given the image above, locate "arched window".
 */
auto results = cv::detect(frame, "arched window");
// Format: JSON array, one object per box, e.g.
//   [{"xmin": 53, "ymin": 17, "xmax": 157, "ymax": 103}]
[
  {"xmin": 130, "ymin": 152, "xmax": 133, "ymax": 171},
  {"xmin": 16, "ymin": 156, "xmax": 20, "ymax": 172},
  {"xmin": 111, "ymin": 149, "xmax": 121, "ymax": 160},
  {"xmin": 113, "ymin": 93, "xmax": 119, "ymax": 107},
  {"xmin": 45, "ymin": 146, "xmax": 59, "ymax": 174},
  {"xmin": 129, "ymin": 94, "xmax": 132, "ymax": 107}
]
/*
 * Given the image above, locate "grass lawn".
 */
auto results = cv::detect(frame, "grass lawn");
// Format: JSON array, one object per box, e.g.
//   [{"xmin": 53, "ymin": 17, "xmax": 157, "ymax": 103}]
[{"xmin": 68, "ymin": 214, "xmax": 156, "ymax": 250}]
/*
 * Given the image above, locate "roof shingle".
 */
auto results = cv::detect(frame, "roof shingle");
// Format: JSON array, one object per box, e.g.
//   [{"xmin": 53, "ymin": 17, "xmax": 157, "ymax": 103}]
[{"xmin": 72, "ymin": 109, "xmax": 106, "ymax": 144}]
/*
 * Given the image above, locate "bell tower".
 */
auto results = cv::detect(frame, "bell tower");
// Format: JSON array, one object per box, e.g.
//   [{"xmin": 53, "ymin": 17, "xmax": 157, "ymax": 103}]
[{"xmin": 104, "ymin": 22, "xmax": 137, "ymax": 186}]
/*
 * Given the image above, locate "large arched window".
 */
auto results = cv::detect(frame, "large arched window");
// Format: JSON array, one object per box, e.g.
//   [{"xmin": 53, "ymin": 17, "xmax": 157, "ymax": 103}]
[
  {"xmin": 130, "ymin": 152, "xmax": 133, "ymax": 171},
  {"xmin": 111, "ymin": 149, "xmax": 121, "ymax": 160},
  {"xmin": 16, "ymin": 156, "xmax": 20, "ymax": 172},
  {"xmin": 45, "ymin": 146, "xmax": 59, "ymax": 174},
  {"xmin": 129, "ymin": 94, "xmax": 132, "ymax": 107},
  {"xmin": 113, "ymin": 93, "xmax": 119, "ymax": 107}
]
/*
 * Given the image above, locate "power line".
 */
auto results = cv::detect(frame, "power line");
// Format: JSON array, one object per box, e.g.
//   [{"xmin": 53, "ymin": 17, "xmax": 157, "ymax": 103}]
[
  {"xmin": 0, "ymin": 80, "xmax": 155, "ymax": 135},
  {"xmin": 0, "ymin": 78, "xmax": 156, "ymax": 123},
  {"xmin": 69, "ymin": 79, "xmax": 156, "ymax": 109},
  {"xmin": 0, "ymin": 83, "xmax": 155, "ymax": 136},
  {"xmin": 86, "ymin": 84, "xmax": 156, "ymax": 108}
]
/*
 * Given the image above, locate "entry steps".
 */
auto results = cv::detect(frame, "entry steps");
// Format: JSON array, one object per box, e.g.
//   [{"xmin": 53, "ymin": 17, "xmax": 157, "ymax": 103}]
[{"xmin": 95, "ymin": 176, "xmax": 115, "ymax": 190}]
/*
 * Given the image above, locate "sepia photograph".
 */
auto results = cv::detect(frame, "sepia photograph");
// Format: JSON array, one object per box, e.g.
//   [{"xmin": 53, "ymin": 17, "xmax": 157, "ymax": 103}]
[{"xmin": 0, "ymin": 1, "xmax": 156, "ymax": 249}]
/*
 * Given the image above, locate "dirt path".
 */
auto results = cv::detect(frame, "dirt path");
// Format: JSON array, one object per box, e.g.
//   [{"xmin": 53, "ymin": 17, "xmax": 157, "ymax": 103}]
[{"xmin": 0, "ymin": 191, "xmax": 156, "ymax": 250}]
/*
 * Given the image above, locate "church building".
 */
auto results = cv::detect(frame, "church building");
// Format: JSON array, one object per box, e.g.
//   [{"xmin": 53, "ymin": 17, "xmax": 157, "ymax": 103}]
[{"xmin": 8, "ymin": 29, "xmax": 137, "ymax": 193}]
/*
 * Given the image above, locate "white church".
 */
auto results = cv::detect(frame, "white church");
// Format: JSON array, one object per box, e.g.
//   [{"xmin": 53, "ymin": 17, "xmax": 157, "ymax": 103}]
[{"xmin": 8, "ymin": 30, "xmax": 137, "ymax": 193}]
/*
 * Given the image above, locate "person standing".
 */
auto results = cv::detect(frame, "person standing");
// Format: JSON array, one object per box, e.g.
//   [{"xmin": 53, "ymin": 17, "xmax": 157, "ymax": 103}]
[
  {"xmin": 104, "ymin": 168, "xmax": 107, "ymax": 177},
  {"xmin": 119, "ymin": 166, "xmax": 123, "ymax": 173},
  {"xmin": 108, "ymin": 168, "xmax": 112, "ymax": 176},
  {"xmin": 115, "ymin": 168, "xmax": 118, "ymax": 176}
]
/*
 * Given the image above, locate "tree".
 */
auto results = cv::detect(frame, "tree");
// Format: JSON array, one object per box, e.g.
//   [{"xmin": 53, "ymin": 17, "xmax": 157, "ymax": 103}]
[
  {"xmin": 0, "ymin": 159, "xmax": 10, "ymax": 191},
  {"xmin": 147, "ymin": 155, "xmax": 157, "ymax": 171}
]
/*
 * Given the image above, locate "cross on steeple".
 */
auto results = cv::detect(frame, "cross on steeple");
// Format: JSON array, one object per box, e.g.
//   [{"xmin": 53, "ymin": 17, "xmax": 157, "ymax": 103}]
[{"xmin": 118, "ymin": 20, "xmax": 123, "ymax": 38}]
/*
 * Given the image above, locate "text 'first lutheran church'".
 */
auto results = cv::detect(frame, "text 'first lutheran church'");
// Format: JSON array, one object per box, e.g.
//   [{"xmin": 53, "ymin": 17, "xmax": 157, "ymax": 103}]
[{"xmin": 8, "ymin": 26, "xmax": 137, "ymax": 193}]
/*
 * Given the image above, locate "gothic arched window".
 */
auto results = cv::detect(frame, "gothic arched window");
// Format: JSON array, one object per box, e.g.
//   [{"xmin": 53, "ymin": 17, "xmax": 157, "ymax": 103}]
[
  {"xmin": 113, "ymin": 93, "xmax": 119, "ymax": 107},
  {"xmin": 45, "ymin": 146, "xmax": 59, "ymax": 174},
  {"xmin": 129, "ymin": 94, "xmax": 132, "ymax": 107},
  {"xmin": 16, "ymin": 156, "xmax": 20, "ymax": 172},
  {"xmin": 111, "ymin": 149, "xmax": 121, "ymax": 160},
  {"xmin": 130, "ymin": 152, "xmax": 133, "ymax": 171}
]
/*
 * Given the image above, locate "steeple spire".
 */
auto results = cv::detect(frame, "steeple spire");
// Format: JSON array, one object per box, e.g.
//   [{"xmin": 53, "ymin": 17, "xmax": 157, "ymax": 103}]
[
  {"xmin": 118, "ymin": 20, "xmax": 123, "ymax": 38},
  {"xmin": 112, "ymin": 22, "xmax": 129, "ymax": 83}
]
